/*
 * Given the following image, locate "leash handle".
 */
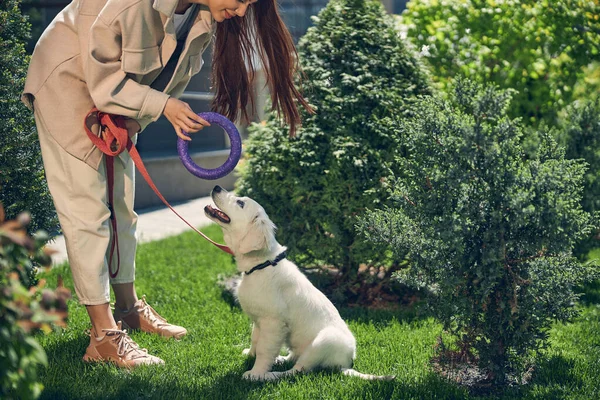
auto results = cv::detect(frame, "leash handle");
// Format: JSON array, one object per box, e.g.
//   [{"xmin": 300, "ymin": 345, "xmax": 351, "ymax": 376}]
[
  {"xmin": 85, "ymin": 110, "xmax": 128, "ymax": 157},
  {"xmin": 84, "ymin": 108, "xmax": 234, "ymax": 274}
]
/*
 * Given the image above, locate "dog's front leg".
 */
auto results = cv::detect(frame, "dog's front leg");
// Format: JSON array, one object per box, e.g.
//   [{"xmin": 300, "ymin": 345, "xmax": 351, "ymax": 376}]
[
  {"xmin": 243, "ymin": 318, "xmax": 286, "ymax": 381},
  {"xmin": 242, "ymin": 322, "xmax": 259, "ymax": 357}
]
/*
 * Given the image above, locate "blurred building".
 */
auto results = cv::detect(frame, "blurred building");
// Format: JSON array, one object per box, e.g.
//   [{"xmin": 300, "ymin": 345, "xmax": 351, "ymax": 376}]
[{"xmin": 21, "ymin": 0, "xmax": 406, "ymax": 208}]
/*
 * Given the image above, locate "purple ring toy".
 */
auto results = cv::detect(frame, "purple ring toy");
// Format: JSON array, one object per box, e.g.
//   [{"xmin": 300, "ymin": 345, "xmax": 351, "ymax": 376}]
[{"xmin": 177, "ymin": 112, "xmax": 242, "ymax": 180}]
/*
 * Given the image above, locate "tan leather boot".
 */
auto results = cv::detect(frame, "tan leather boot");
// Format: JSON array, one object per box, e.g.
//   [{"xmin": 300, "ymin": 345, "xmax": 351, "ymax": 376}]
[
  {"xmin": 83, "ymin": 322, "xmax": 164, "ymax": 368},
  {"xmin": 113, "ymin": 295, "xmax": 187, "ymax": 339}
]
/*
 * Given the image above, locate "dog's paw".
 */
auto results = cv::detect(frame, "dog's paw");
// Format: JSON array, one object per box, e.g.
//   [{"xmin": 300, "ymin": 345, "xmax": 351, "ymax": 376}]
[
  {"xmin": 242, "ymin": 371, "xmax": 279, "ymax": 381},
  {"xmin": 242, "ymin": 348, "xmax": 255, "ymax": 357},
  {"xmin": 242, "ymin": 371, "xmax": 256, "ymax": 380}
]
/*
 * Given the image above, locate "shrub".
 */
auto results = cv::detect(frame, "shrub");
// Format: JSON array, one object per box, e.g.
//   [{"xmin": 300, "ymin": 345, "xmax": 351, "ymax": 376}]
[
  {"xmin": 356, "ymin": 79, "xmax": 599, "ymax": 384},
  {"xmin": 0, "ymin": 0, "xmax": 57, "ymax": 234},
  {"xmin": 236, "ymin": 0, "xmax": 430, "ymax": 303},
  {"xmin": 397, "ymin": 0, "xmax": 600, "ymax": 126},
  {"xmin": 0, "ymin": 203, "xmax": 71, "ymax": 399},
  {"xmin": 557, "ymin": 97, "xmax": 600, "ymax": 256}
]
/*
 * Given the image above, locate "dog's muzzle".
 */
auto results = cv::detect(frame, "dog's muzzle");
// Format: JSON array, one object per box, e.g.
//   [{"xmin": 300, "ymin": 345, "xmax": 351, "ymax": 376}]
[{"xmin": 204, "ymin": 204, "xmax": 231, "ymax": 223}]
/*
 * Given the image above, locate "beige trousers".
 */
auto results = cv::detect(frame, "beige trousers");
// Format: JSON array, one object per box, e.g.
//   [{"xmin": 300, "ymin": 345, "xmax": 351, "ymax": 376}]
[{"xmin": 34, "ymin": 104, "xmax": 138, "ymax": 305}]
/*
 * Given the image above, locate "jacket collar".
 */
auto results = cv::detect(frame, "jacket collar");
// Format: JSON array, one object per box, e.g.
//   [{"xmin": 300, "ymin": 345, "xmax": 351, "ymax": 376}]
[
  {"xmin": 153, "ymin": 0, "xmax": 180, "ymax": 18},
  {"xmin": 189, "ymin": 7, "xmax": 215, "ymax": 39},
  {"xmin": 154, "ymin": 0, "xmax": 214, "ymax": 70},
  {"xmin": 155, "ymin": 0, "xmax": 214, "ymax": 35}
]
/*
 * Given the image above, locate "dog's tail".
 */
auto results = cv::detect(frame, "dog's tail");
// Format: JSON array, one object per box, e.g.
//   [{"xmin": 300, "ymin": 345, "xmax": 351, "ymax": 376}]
[{"xmin": 341, "ymin": 368, "xmax": 395, "ymax": 381}]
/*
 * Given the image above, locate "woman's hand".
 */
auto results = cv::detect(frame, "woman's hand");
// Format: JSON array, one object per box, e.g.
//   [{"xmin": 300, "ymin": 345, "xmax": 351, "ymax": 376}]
[{"xmin": 162, "ymin": 97, "xmax": 210, "ymax": 141}]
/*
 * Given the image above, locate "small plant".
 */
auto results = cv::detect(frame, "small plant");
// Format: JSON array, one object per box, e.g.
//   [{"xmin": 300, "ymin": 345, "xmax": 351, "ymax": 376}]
[
  {"xmin": 0, "ymin": 203, "xmax": 71, "ymax": 399},
  {"xmin": 357, "ymin": 79, "xmax": 599, "ymax": 385},
  {"xmin": 236, "ymin": 0, "xmax": 430, "ymax": 304}
]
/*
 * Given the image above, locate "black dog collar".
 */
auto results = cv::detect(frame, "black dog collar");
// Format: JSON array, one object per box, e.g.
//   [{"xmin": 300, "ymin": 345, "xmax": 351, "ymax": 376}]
[{"xmin": 244, "ymin": 251, "xmax": 287, "ymax": 275}]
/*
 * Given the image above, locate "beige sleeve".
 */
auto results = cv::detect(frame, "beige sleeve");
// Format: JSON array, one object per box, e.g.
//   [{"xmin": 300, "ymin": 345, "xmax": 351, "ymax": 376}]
[{"xmin": 85, "ymin": 15, "xmax": 170, "ymax": 122}]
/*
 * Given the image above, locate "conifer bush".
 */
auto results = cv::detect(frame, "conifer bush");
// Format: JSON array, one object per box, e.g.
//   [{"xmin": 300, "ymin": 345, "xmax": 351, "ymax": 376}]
[
  {"xmin": 236, "ymin": 0, "xmax": 430, "ymax": 302},
  {"xmin": 0, "ymin": 0, "xmax": 57, "ymax": 234},
  {"xmin": 397, "ymin": 0, "xmax": 600, "ymax": 127},
  {"xmin": 357, "ymin": 79, "xmax": 599, "ymax": 384}
]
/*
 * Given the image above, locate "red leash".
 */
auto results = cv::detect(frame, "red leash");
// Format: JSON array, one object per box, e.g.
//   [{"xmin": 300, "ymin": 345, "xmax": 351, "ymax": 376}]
[{"xmin": 84, "ymin": 108, "xmax": 233, "ymax": 278}]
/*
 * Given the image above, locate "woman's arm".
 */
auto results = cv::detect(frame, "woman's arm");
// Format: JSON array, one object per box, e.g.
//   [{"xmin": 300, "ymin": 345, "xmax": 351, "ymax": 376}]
[{"xmin": 85, "ymin": 14, "xmax": 170, "ymax": 123}]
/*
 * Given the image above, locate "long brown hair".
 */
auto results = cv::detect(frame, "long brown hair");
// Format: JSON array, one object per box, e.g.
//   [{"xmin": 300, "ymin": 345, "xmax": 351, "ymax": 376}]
[{"xmin": 211, "ymin": 0, "xmax": 313, "ymax": 136}]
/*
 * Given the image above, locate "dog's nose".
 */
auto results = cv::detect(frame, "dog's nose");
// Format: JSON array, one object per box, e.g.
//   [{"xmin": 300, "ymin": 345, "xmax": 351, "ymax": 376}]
[{"xmin": 213, "ymin": 185, "xmax": 222, "ymax": 193}]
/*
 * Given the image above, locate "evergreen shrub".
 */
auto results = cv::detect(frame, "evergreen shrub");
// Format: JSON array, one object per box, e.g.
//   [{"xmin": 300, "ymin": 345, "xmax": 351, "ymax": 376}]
[
  {"xmin": 357, "ymin": 79, "xmax": 599, "ymax": 384},
  {"xmin": 0, "ymin": 0, "xmax": 57, "ymax": 234},
  {"xmin": 236, "ymin": 0, "xmax": 430, "ymax": 302}
]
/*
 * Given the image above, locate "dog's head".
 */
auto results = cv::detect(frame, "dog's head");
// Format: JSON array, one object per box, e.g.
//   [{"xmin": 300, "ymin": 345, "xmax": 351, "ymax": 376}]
[{"xmin": 205, "ymin": 185, "xmax": 276, "ymax": 255}]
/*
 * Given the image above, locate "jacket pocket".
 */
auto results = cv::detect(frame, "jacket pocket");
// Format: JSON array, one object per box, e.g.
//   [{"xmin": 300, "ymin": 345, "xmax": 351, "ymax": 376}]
[
  {"xmin": 186, "ymin": 53, "xmax": 204, "ymax": 76},
  {"xmin": 121, "ymin": 46, "xmax": 162, "ymax": 75}
]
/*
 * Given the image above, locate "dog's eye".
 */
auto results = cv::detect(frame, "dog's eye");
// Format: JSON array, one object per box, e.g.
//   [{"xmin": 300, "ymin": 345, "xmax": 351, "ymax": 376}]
[{"xmin": 236, "ymin": 200, "xmax": 245, "ymax": 208}]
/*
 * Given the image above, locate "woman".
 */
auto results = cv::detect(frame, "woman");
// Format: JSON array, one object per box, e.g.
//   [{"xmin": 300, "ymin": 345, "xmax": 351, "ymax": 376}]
[{"xmin": 22, "ymin": 0, "xmax": 311, "ymax": 368}]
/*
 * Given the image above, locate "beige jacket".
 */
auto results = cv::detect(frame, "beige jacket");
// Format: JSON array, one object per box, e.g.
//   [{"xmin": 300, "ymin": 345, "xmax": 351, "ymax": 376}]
[{"xmin": 22, "ymin": 0, "xmax": 214, "ymax": 170}]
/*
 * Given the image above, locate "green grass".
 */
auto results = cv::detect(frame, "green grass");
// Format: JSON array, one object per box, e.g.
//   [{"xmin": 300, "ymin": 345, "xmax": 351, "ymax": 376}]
[{"xmin": 35, "ymin": 225, "xmax": 600, "ymax": 399}]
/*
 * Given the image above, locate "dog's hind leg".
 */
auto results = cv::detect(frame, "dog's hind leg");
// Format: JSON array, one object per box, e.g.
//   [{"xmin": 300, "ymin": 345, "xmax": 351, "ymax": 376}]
[
  {"xmin": 289, "ymin": 328, "xmax": 354, "ymax": 374},
  {"xmin": 242, "ymin": 318, "xmax": 287, "ymax": 381},
  {"xmin": 274, "ymin": 351, "xmax": 295, "ymax": 364}
]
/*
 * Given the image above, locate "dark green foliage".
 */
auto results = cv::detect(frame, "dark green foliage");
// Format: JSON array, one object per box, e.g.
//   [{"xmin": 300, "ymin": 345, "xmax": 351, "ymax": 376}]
[
  {"xmin": 0, "ymin": 0, "xmax": 57, "ymax": 235},
  {"xmin": 558, "ymin": 97, "xmax": 600, "ymax": 256},
  {"xmin": 398, "ymin": 0, "xmax": 600, "ymax": 127},
  {"xmin": 236, "ymin": 0, "xmax": 430, "ymax": 301},
  {"xmin": 357, "ymin": 79, "xmax": 599, "ymax": 384}
]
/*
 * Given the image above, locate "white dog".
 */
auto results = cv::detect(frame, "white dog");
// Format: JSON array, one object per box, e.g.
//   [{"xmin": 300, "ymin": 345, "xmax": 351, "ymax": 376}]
[{"xmin": 205, "ymin": 185, "xmax": 395, "ymax": 381}]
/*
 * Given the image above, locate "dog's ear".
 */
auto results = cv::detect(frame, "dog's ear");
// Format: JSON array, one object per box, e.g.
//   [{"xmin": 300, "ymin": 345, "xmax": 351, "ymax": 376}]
[{"xmin": 238, "ymin": 213, "xmax": 275, "ymax": 254}]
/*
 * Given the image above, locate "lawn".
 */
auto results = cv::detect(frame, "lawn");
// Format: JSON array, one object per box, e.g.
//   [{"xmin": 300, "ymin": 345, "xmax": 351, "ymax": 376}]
[{"xmin": 35, "ymin": 225, "xmax": 600, "ymax": 399}]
